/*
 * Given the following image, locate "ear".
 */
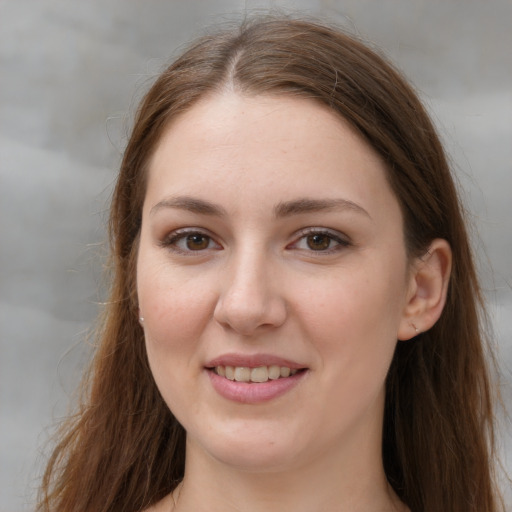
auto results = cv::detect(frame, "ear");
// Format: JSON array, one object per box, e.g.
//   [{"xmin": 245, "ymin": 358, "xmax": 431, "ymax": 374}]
[{"xmin": 398, "ymin": 238, "xmax": 452, "ymax": 340}]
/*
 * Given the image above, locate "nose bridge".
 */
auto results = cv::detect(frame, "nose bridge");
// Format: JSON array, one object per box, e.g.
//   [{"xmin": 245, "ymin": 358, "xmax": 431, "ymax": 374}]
[{"xmin": 214, "ymin": 241, "xmax": 286, "ymax": 334}]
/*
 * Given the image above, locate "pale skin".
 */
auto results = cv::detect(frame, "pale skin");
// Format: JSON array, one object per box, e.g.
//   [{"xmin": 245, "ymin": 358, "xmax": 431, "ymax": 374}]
[{"xmin": 138, "ymin": 92, "xmax": 452, "ymax": 512}]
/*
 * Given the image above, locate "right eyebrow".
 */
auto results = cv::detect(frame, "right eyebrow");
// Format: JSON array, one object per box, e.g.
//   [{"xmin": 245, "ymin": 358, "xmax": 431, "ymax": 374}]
[{"xmin": 149, "ymin": 196, "xmax": 228, "ymax": 217}]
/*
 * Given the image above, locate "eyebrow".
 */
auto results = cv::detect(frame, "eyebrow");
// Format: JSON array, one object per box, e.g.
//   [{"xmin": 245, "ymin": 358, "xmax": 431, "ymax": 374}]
[
  {"xmin": 274, "ymin": 198, "xmax": 371, "ymax": 219},
  {"xmin": 150, "ymin": 195, "xmax": 371, "ymax": 219},
  {"xmin": 150, "ymin": 196, "xmax": 228, "ymax": 217}
]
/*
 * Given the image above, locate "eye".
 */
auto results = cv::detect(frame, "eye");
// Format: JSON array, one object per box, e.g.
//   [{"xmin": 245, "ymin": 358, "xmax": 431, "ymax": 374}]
[
  {"xmin": 304, "ymin": 233, "xmax": 333, "ymax": 251},
  {"xmin": 161, "ymin": 229, "xmax": 222, "ymax": 254},
  {"xmin": 288, "ymin": 228, "xmax": 350, "ymax": 253},
  {"xmin": 183, "ymin": 233, "xmax": 211, "ymax": 251}
]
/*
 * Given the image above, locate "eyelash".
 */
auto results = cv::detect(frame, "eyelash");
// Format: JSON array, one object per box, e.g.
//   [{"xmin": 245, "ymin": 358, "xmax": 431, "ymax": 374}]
[
  {"xmin": 288, "ymin": 228, "xmax": 351, "ymax": 254},
  {"xmin": 160, "ymin": 227, "xmax": 351, "ymax": 255},
  {"xmin": 160, "ymin": 228, "xmax": 221, "ymax": 255}
]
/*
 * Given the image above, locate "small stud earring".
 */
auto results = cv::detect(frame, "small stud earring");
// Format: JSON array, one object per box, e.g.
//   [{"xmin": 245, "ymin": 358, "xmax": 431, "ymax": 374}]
[
  {"xmin": 139, "ymin": 316, "xmax": 144, "ymax": 323},
  {"xmin": 411, "ymin": 323, "xmax": 420, "ymax": 334}
]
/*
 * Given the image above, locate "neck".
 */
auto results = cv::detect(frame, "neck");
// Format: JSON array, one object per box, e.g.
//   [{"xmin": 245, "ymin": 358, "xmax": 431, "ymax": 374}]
[{"xmin": 173, "ymin": 429, "xmax": 406, "ymax": 512}]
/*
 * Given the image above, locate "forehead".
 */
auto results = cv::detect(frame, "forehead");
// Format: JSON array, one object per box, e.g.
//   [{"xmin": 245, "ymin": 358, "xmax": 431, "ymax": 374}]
[
  {"xmin": 145, "ymin": 92, "xmax": 399, "ymax": 222},
  {"xmin": 152, "ymin": 92, "xmax": 378, "ymax": 164}
]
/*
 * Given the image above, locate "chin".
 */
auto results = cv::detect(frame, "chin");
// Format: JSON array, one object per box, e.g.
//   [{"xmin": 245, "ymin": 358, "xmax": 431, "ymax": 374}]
[
  {"xmin": 213, "ymin": 447, "xmax": 301, "ymax": 473},
  {"xmin": 188, "ymin": 423, "xmax": 307, "ymax": 473}
]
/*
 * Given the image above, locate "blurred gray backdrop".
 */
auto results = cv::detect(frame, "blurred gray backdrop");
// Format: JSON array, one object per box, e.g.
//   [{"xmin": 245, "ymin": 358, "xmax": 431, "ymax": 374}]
[{"xmin": 1, "ymin": 1, "xmax": 511, "ymax": 510}]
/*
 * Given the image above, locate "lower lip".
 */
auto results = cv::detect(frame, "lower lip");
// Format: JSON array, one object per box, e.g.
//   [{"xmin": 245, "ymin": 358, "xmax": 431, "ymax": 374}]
[{"xmin": 206, "ymin": 369, "xmax": 307, "ymax": 404}]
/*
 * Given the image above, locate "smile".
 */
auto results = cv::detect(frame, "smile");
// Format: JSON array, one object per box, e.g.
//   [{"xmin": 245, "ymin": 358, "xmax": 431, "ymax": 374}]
[
  {"xmin": 213, "ymin": 365, "xmax": 301, "ymax": 383},
  {"xmin": 206, "ymin": 357, "xmax": 308, "ymax": 403}
]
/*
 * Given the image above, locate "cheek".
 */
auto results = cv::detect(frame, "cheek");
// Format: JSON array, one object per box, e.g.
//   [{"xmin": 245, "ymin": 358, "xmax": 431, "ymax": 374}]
[
  {"xmin": 136, "ymin": 257, "xmax": 216, "ymax": 358},
  {"xmin": 136, "ymin": 259, "xmax": 217, "ymax": 417},
  {"xmin": 300, "ymin": 265, "xmax": 403, "ymax": 334},
  {"xmin": 294, "ymin": 258, "xmax": 406, "ymax": 381}
]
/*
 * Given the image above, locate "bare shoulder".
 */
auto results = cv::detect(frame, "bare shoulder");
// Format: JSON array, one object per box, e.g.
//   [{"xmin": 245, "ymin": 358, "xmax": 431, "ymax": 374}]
[{"xmin": 143, "ymin": 492, "xmax": 175, "ymax": 512}]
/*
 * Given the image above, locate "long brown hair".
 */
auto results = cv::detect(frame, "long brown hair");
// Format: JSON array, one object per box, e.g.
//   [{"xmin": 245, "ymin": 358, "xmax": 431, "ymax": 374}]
[{"xmin": 38, "ymin": 16, "xmax": 504, "ymax": 512}]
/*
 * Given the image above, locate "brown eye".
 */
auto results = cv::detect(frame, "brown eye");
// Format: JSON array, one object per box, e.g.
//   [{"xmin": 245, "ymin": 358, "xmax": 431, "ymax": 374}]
[
  {"xmin": 288, "ymin": 229, "xmax": 350, "ymax": 254},
  {"xmin": 306, "ymin": 234, "xmax": 331, "ymax": 251},
  {"xmin": 162, "ymin": 229, "xmax": 222, "ymax": 254},
  {"xmin": 186, "ymin": 234, "xmax": 210, "ymax": 250}
]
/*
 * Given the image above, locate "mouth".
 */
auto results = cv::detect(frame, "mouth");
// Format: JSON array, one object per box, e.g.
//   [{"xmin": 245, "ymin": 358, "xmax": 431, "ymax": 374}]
[
  {"xmin": 204, "ymin": 353, "xmax": 310, "ymax": 404},
  {"xmin": 205, "ymin": 356, "xmax": 309, "ymax": 403},
  {"xmin": 208, "ymin": 365, "xmax": 305, "ymax": 383}
]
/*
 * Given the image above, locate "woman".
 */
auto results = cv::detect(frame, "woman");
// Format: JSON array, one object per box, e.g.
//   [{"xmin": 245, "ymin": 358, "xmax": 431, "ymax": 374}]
[{"xmin": 38, "ymin": 16, "xmax": 505, "ymax": 512}]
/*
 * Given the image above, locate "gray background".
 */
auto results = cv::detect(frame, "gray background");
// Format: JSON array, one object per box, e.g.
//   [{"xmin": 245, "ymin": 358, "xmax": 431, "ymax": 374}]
[{"xmin": 1, "ymin": 1, "xmax": 511, "ymax": 510}]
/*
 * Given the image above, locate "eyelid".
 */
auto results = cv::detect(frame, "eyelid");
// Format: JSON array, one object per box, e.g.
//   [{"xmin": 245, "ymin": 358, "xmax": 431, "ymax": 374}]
[
  {"xmin": 288, "ymin": 227, "xmax": 351, "ymax": 253},
  {"xmin": 159, "ymin": 227, "xmax": 223, "ymax": 254}
]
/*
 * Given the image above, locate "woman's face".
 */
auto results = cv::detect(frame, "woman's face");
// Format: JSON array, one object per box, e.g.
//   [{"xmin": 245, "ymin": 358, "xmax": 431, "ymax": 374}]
[{"xmin": 137, "ymin": 93, "xmax": 415, "ymax": 472}]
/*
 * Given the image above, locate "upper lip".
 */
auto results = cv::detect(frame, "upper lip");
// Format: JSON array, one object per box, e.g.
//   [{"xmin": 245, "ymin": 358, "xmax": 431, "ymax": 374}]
[{"xmin": 205, "ymin": 353, "xmax": 306, "ymax": 369}]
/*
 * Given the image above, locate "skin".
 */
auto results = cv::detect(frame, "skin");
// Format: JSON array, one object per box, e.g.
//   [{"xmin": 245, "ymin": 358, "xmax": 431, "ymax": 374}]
[{"xmin": 138, "ymin": 93, "xmax": 451, "ymax": 512}]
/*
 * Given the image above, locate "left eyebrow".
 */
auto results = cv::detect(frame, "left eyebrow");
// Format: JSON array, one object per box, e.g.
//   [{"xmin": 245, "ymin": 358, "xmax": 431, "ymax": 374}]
[{"xmin": 274, "ymin": 198, "xmax": 371, "ymax": 219}]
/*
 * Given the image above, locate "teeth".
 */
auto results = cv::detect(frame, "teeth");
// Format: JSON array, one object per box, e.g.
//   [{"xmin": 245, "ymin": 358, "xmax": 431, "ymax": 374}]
[
  {"xmin": 213, "ymin": 365, "xmax": 301, "ymax": 383},
  {"xmin": 268, "ymin": 365, "xmax": 280, "ymax": 380},
  {"xmin": 280, "ymin": 367, "xmax": 290, "ymax": 378},
  {"xmin": 250, "ymin": 366, "xmax": 268, "ymax": 382},
  {"xmin": 225, "ymin": 366, "xmax": 235, "ymax": 380},
  {"xmin": 234, "ymin": 367, "xmax": 251, "ymax": 382}
]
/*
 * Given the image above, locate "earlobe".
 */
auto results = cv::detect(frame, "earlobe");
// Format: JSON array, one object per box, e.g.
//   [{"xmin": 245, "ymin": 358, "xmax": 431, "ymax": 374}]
[{"xmin": 398, "ymin": 239, "xmax": 452, "ymax": 340}]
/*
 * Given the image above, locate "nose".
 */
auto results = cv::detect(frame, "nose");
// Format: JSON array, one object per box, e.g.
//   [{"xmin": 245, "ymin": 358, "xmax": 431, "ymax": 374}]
[{"xmin": 213, "ymin": 250, "xmax": 287, "ymax": 336}]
